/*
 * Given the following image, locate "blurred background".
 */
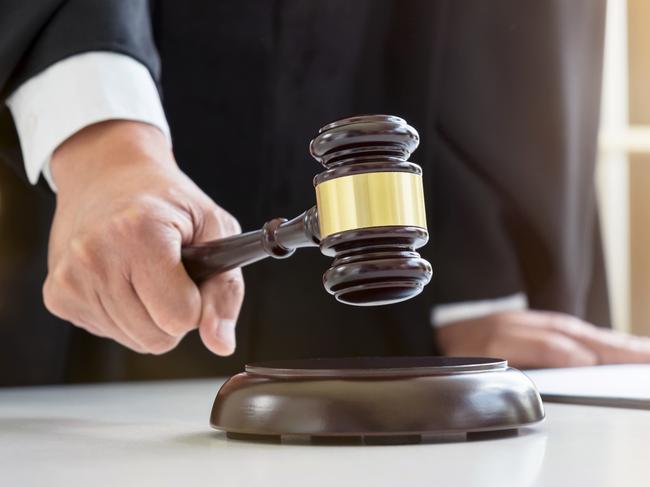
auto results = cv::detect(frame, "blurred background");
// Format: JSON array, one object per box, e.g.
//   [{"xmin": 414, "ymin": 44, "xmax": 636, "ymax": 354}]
[{"xmin": 599, "ymin": 0, "xmax": 650, "ymax": 336}]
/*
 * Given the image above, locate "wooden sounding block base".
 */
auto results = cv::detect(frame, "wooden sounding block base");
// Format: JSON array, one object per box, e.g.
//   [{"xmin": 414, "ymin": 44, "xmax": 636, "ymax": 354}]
[{"xmin": 210, "ymin": 356, "xmax": 545, "ymax": 445}]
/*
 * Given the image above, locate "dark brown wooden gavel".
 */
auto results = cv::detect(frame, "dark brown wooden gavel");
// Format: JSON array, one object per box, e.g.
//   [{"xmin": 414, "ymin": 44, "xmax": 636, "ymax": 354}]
[{"xmin": 181, "ymin": 115, "xmax": 432, "ymax": 306}]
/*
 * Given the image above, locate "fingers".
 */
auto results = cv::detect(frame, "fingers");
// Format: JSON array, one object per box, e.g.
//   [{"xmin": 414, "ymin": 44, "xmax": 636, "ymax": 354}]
[
  {"xmin": 44, "ymin": 200, "xmax": 244, "ymax": 356},
  {"xmin": 43, "ymin": 272, "xmax": 147, "ymax": 353},
  {"xmin": 129, "ymin": 243, "xmax": 203, "ymax": 341},
  {"xmin": 538, "ymin": 312, "xmax": 650, "ymax": 364},
  {"xmin": 584, "ymin": 330, "xmax": 650, "ymax": 363},
  {"xmin": 43, "ymin": 121, "xmax": 244, "ymax": 357},
  {"xmin": 488, "ymin": 323, "xmax": 598, "ymax": 369},
  {"xmin": 436, "ymin": 311, "xmax": 599, "ymax": 369},
  {"xmin": 198, "ymin": 268, "xmax": 245, "ymax": 356},
  {"xmin": 114, "ymin": 206, "xmax": 202, "ymax": 338},
  {"xmin": 491, "ymin": 310, "xmax": 650, "ymax": 366},
  {"xmin": 100, "ymin": 277, "xmax": 182, "ymax": 355},
  {"xmin": 43, "ymin": 218, "xmax": 201, "ymax": 354},
  {"xmin": 46, "ymin": 253, "xmax": 197, "ymax": 355}
]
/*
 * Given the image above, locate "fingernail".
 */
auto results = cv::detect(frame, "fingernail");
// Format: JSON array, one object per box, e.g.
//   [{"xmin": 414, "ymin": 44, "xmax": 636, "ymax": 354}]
[{"xmin": 216, "ymin": 319, "xmax": 236, "ymax": 354}]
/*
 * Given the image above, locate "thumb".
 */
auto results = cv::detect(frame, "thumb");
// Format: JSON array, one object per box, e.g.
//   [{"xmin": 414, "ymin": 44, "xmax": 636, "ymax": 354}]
[
  {"xmin": 192, "ymin": 202, "xmax": 245, "ymax": 356},
  {"xmin": 198, "ymin": 268, "xmax": 245, "ymax": 356}
]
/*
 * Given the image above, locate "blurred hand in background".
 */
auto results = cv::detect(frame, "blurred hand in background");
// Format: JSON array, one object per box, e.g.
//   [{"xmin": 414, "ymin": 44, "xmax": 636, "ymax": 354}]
[{"xmin": 437, "ymin": 310, "xmax": 650, "ymax": 369}]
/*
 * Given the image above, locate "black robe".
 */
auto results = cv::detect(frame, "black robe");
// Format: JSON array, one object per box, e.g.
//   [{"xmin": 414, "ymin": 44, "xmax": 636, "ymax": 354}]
[{"xmin": 0, "ymin": 0, "xmax": 609, "ymax": 385}]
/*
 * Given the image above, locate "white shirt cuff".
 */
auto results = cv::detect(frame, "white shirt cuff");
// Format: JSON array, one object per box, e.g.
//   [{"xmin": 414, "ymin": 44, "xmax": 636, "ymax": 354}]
[
  {"xmin": 6, "ymin": 51, "xmax": 171, "ymax": 191},
  {"xmin": 431, "ymin": 292, "xmax": 528, "ymax": 327}
]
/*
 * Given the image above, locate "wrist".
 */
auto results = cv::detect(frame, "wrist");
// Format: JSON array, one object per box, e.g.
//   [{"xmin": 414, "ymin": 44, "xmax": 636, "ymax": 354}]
[{"xmin": 51, "ymin": 120, "xmax": 175, "ymax": 193}]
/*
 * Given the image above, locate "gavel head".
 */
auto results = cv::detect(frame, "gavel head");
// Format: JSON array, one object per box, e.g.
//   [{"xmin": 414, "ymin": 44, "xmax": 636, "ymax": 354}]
[{"xmin": 309, "ymin": 115, "xmax": 433, "ymax": 306}]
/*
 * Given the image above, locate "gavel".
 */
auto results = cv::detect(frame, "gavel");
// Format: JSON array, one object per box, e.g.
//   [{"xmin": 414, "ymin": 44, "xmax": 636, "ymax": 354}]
[{"xmin": 181, "ymin": 115, "xmax": 432, "ymax": 306}]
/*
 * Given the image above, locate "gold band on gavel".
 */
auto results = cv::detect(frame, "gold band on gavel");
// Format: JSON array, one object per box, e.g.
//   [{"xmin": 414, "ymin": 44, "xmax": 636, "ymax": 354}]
[{"xmin": 315, "ymin": 172, "xmax": 427, "ymax": 238}]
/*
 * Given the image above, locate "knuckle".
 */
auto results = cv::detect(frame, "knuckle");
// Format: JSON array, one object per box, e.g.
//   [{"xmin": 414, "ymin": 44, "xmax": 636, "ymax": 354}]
[
  {"xmin": 212, "ymin": 274, "xmax": 245, "ymax": 306},
  {"xmin": 225, "ymin": 274, "xmax": 245, "ymax": 297},
  {"xmin": 69, "ymin": 237, "xmax": 100, "ymax": 269},
  {"xmin": 160, "ymin": 315, "xmax": 196, "ymax": 337},
  {"xmin": 207, "ymin": 271, "xmax": 245, "ymax": 300},
  {"xmin": 225, "ymin": 214, "xmax": 242, "ymax": 235},
  {"xmin": 43, "ymin": 277, "xmax": 84, "ymax": 324},
  {"xmin": 212, "ymin": 208, "xmax": 241, "ymax": 236},
  {"xmin": 42, "ymin": 279, "xmax": 65, "ymax": 317},
  {"xmin": 50, "ymin": 263, "xmax": 75, "ymax": 289},
  {"xmin": 44, "ymin": 264, "xmax": 80, "ymax": 309},
  {"xmin": 109, "ymin": 205, "xmax": 155, "ymax": 239}
]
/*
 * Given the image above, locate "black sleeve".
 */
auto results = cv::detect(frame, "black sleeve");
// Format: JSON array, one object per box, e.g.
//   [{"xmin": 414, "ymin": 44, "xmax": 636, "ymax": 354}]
[
  {"xmin": 426, "ymin": 0, "xmax": 608, "ymax": 324},
  {"xmin": 0, "ymin": 0, "xmax": 160, "ymax": 181}
]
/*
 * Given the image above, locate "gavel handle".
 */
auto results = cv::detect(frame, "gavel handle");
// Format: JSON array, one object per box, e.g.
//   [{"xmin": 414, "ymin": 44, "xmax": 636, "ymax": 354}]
[{"xmin": 181, "ymin": 206, "xmax": 320, "ymax": 283}]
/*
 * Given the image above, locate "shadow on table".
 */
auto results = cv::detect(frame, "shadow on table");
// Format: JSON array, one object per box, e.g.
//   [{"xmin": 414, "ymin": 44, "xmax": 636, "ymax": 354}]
[
  {"xmin": 0, "ymin": 415, "xmax": 542, "ymax": 451},
  {"xmin": 170, "ymin": 425, "xmax": 541, "ymax": 448}
]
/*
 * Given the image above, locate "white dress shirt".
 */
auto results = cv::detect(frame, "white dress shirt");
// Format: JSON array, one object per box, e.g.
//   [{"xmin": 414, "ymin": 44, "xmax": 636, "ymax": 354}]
[
  {"xmin": 6, "ymin": 51, "xmax": 170, "ymax": 191},
  {"xmin": 432, "ymin": 292, "xmax": 528, "ymax": 327},
  {"xmin": 4, "ymin": 50, "xmax": 528, "ymax": 326}
]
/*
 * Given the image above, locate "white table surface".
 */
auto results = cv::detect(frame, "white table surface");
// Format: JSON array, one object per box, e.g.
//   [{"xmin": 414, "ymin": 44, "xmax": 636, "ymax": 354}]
[{"xmin": 1, "ymin": 379, "xmax": 648, "ymax": 487}]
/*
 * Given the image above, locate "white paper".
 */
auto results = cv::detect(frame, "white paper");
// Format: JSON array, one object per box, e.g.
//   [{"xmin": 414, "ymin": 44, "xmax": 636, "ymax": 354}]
[{"xmin": 524, "ymin": 364, "xmax": 650, "ymax": 409}]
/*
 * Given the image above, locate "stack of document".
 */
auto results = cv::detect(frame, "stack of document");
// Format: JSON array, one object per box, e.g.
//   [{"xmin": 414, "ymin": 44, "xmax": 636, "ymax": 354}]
[{"xmin": 524, "ymin": 364, "xmax": 650, "ymax": 409}]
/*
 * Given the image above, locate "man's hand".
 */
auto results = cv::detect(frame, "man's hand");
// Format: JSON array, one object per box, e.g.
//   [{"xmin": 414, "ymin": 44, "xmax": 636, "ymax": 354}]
[
  {"xmin": 436, "ymin": 310, "xmax": 650, "ymax": 368},
  {"xmin": 43, "ymin": 120, "xmax": 243, "ymax": 355}
]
